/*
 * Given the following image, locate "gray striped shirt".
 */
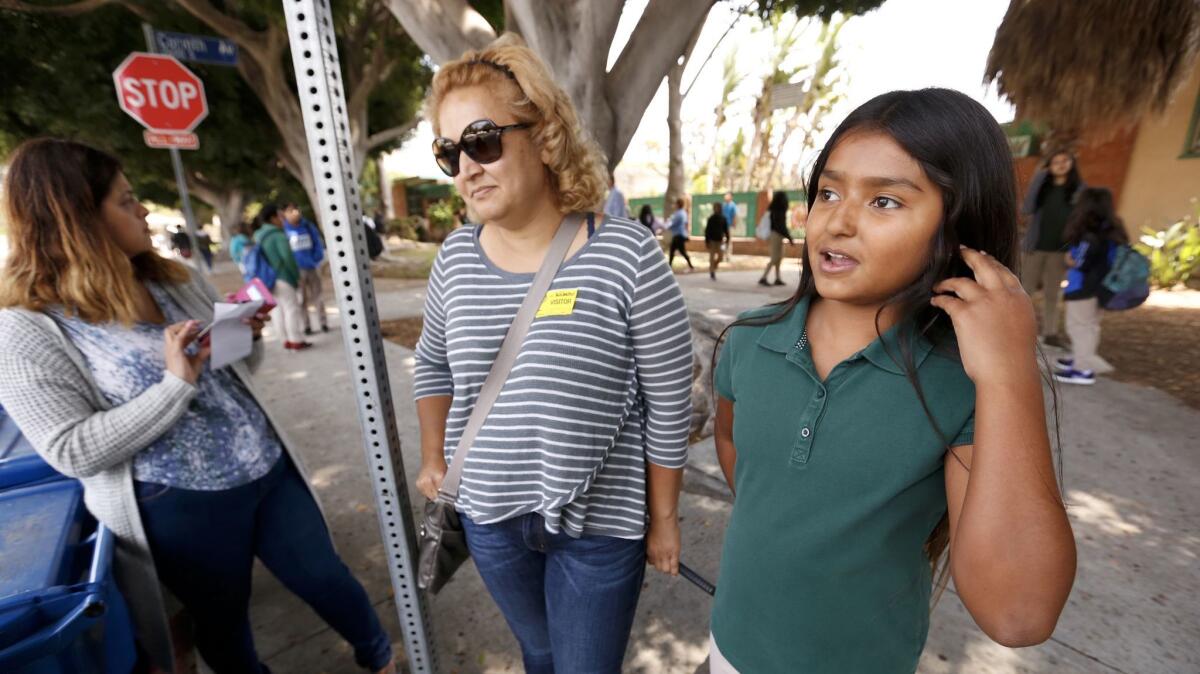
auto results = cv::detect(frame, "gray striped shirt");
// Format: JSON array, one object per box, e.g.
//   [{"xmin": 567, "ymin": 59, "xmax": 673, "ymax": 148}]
[{"xmin": 413, "ymin": 217, "xmax": 693, "ymax": 539}]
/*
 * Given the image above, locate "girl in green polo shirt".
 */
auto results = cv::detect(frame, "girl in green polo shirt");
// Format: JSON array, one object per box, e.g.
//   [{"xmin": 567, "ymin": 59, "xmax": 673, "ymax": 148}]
[{"xmin": 709, "ymin": 89, "xmax": 1077, "ymax": 673}]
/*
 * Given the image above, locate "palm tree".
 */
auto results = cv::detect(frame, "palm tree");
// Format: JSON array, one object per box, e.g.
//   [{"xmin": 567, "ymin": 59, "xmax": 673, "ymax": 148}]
[{"xmin": 985, "ymin": 0, "xmax": 1200, "ymax": 138}]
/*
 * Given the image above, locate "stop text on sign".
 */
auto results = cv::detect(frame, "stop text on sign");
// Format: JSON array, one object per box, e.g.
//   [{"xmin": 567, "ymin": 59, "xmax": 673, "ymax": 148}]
[
  {"xmin": 121, "ymin": 78, "xmax": 201, "ymax": 111},
  {"xmin": 113, "ymin": 52, "xmax": 208, "ymax": 134}
]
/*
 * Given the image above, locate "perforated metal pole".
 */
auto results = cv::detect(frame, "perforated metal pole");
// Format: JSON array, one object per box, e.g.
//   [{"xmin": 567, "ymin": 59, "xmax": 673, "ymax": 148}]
[{"xmin": 282, "ymin": 2, "xmax": 437, "ymax": 672}]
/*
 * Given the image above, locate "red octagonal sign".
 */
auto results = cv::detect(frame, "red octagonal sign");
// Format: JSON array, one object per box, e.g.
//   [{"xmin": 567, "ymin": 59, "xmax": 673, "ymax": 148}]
[{"xmin": 113, "ymin": 52, "xmax": 208, "ymax": 133}]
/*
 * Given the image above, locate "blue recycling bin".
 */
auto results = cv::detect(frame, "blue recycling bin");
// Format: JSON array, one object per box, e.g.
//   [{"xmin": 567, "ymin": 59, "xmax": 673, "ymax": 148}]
[
  {"xmin": 0, "ymin": 405, "xmax": 59, "ymax": 489},
  {"xmin": 0, "ymin": 410, "xmax": 137, "ymax": 673}
]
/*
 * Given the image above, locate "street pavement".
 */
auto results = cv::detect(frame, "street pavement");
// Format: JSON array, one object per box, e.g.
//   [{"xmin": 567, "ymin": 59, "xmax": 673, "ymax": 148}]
[{"xmin": 205, "ymin": 263, "xmax": 1197, "ymax": 674}]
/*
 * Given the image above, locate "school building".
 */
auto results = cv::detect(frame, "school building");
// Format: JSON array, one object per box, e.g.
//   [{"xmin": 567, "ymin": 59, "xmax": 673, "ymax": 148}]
[{"xmin": 1008, "ymin": 56, "xmax": 1200, "ymax": 234}]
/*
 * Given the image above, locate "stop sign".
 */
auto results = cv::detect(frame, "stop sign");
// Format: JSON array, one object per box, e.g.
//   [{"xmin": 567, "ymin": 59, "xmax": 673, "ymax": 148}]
[{"xmin": 113, "ymin": 52, "xmax": 208, "ymax": 133}]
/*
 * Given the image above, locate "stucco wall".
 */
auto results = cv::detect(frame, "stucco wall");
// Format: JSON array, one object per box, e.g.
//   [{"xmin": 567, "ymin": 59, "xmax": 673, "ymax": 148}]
[{"xmin": 1118, "ymin": 59, "xmax": 1200, "ymax": 231}]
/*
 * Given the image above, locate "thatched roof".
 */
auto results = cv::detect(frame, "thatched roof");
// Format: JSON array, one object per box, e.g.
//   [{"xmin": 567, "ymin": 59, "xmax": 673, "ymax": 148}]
[{"xmin": 985, "ymin": 0, "xmax": 1200, "ymax": 134}]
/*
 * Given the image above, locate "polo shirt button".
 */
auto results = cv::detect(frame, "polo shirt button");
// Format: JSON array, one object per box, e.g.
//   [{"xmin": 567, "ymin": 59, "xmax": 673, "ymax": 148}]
[
  {"xmin": 801, "ymin": 427, "xmax": 811, "ymax": 438},
  {"xmin": 816, "ymin": 389, "xmax": 825, "ymax": 398}
]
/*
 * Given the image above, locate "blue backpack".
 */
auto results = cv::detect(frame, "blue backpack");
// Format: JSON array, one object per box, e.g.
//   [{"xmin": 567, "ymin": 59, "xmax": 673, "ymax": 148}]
[
  {"xmin": 241, "ymin": 243, "xmax": 277, "ymax": 291},
  {"xmin": 1098, "ymin": 245, "xmax": 1150, "ymax": 310}
]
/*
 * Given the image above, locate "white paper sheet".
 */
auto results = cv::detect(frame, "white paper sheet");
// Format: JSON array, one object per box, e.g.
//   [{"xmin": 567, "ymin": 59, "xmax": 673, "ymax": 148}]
[{"xmin": 209, "ymin": 300, "xmax": 264, "ymax": 369}]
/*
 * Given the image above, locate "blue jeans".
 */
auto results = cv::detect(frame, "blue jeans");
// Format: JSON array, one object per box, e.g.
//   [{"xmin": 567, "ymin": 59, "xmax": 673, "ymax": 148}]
[
  {"xmin": 460, "ymin": 512, "xmax": 646, "ymax": 674},
  {"xmin": 135, "ymin": 455, "xmax": 392, "ymax": 672}
]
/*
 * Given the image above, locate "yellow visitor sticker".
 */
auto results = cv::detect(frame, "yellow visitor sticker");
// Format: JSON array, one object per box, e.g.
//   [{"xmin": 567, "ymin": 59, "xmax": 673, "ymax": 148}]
[{"xmin": 536, "ymin": 288, "xmax": 579, "ymax": 318}]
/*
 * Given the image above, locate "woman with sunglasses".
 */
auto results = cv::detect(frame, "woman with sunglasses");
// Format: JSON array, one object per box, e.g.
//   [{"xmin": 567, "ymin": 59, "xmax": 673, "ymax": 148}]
[{"xmin": 413, "ymin": 35, "xmax": 694, "ymax": 673}]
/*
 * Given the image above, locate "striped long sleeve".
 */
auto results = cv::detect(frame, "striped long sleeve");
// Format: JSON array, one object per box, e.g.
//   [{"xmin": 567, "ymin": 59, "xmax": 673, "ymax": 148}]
[
  {"xmin": 629, "ymin": 236, "xmax": 693, "ymax": 468},
  {"xmin": 407, "ymin": 217, "xmax": 694, "ymax": 538},
  {"xmin": 413, "ymin": 251, "xmax": 453, "ymax": 400}
]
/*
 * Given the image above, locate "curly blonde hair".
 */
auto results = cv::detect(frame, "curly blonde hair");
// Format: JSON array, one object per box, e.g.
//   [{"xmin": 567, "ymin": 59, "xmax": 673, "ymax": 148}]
[{"xmin": 426, "ymin": 34, "xmax": 608, "ymax": 214}]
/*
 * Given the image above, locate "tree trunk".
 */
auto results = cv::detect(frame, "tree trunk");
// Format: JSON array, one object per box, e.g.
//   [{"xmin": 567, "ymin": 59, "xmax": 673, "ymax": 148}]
[
  {"xmin": 387, "ymin": 0, "xmax": 716, "ymax": 170},
  {"xmin": 379, "ymin": 153, "xmax": 394, "ymax": 219},
  {"xmin": 665, "ymin": 24, "xmax": 705, "ymax": 209},
  {"xmin": 743, "ymin": 84, "xmax": 773, "ymax": 191},
  {"xmin": 188, "ymin": 180, "xmax": 246, "ymax": 248},
  {"xmin": 382, "ymin": 0, "xmax": 495, "ymax": 63},
  {"xmin": 666, "ymin": 63, "xmax": 686, "ymax": 209}
]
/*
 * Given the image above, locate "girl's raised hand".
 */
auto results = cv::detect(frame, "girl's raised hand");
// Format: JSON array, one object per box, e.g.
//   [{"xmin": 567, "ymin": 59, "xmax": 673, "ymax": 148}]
[{"xmin": 930, "ymin": 246, "xmax": 1038, "ymax": 385}]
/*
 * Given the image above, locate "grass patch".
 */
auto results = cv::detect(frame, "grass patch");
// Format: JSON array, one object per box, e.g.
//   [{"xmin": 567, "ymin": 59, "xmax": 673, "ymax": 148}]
[
  {"xmin": 371, "ymin": 244, "xmax": 437, "ymax": 279},
  {"xmin": 380, "ymin": 316, "xmax": 424, "ymax": 350}
]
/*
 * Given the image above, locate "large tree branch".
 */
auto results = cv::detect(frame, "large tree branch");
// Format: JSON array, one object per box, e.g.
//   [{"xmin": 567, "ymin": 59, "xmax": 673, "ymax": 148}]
[
  {"xmin": 366, "ymin": 117, "xmax": 421, "ymax": 152},
  {"xmin": 0, "ymin": 0, "xmax": 115, "ymax": 14},
  {"xmin": 343, "ymin": 1, "xmax": 392, "ymax": 91},
  {"xmin": 349, "ymin": 23, "xmax": 393, "ymax": 116},
  {"xmin": 171, "ymin": 0, "xmax": 264, "ymax": 56},
  {"xmin": 383, "ymin": 0, "xmax": 496, "ymax": 64},
  {"xmin": 187, "ymin": 170, "xmax": 221, "ymax": 196},
  {"xmin": 185, "ymin": 173, "xmax": 226, "ymax": 210},
  {"xmin": 506, "ymin": 1, "xmax": 622, "ymax": 84},
  {"xmin": 223, "ymin": 23, "xmax": 313, "ymax": 201},
  {"xmin": 504, "ymin": 1, "xmax": 625, "ymax": 166},
  {"xmin": 346, "ymin": 0, "xmax": 382, "ymax": 56},
  {"xmin": 504, "ymin": 2, "xmax": 522, "ymax": 39},
  {"xmin": 607, "ymin": 0, "xmax": 715, "ymax": 158}
]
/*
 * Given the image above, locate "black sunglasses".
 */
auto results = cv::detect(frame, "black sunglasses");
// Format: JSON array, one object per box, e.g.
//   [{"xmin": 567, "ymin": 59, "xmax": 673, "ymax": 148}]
[{"xmin": 432, "ymin": 119, "xmax": 530, "ymax": 177}]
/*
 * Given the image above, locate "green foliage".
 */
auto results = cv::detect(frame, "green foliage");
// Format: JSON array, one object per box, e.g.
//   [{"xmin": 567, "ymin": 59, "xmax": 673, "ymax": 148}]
[
  {"xmin": 360, "ymin": 155, "xmax": 382, "ymax": 211},
  {"xmin": 426, "ymin": 189, "xmax": 465, "ymax": 239},
  {"xmin": 467, "ymin": 0, "xmax": 505, "ymax": 32},
  {"xmin": 1135, "ymin": 201, "xmax": 1200, "ymax": 289},
  {"xmin": 755, "ymin": 0, "xmax": 886, "ymax": 21},
  {"xmin": 0, "ymin": 0, "xmax": 429, "ymax": 215},
  {"xmin": 0, "ymin": 5, "xmax": 295, "ymax": 207},
  {"xmin": 391, "ymin": 215, "xmax": 422, "ymax": 241}
]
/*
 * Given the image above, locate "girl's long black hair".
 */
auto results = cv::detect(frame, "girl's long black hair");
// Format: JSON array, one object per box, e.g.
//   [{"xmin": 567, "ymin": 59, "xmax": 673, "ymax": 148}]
[
  {"xmin": 638, "ymin": 204, "xmax": 656, "ymax": 228},
  {"xmin": 711, "ymin": 88, "xmax": 1062, "ymax": 597},
  {"xmin": 1034, "ymin": 149, "xmax": 1082, "ymax": 209},
  {"xmin": 720, "ymin": 88, "xmax": 1019, "ymax": 367},
  {"xmin": 1063, "ymin": 187, "xmax": 1128, "ymax": 247},
  {"xmin": 768, "ymin": 190, "xmax": 789, "ymax": 230}
]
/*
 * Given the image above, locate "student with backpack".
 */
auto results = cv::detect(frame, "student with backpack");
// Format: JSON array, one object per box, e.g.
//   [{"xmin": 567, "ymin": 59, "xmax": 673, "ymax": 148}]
[
  {"xmin": 709, "ymin": 89, "xmax": 1076, "ymax": 673},
  {"xmin": 282, "ymin": 202, "xmax": 329, "ymax": 335},
  {"xmin": 1054, "ymin": 187, "xmax": 1135, "ymax": 385},
  {"xmin": 253, "ymin": 204, "xmax": 310, "ymax": 351},
  {"xmin": 229, "ymin": 221, "xmax": 252, "ymax": 275}
]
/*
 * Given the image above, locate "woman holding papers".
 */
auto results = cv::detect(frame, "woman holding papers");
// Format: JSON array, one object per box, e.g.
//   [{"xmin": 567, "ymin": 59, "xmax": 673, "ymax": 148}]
[{"xmin": 0, "ymin": 139, "xmax": 394, "ymax": 674}]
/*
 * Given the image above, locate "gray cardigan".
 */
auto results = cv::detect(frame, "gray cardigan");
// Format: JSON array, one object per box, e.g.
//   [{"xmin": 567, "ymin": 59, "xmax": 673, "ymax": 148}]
[
  {"xmin": 1021, "ymin": 168, "xmax": 1086, "ymax": 252},
  {"xmin": 0, "ymin": 272, "xmax": 326, "ymax": 672}
]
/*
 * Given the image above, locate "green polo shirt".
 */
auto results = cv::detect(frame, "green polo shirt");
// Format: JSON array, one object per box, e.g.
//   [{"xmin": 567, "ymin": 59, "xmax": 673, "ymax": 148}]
[{"xmin": 712, "ymin": 296, "xmax": 975, "ymax": 673}]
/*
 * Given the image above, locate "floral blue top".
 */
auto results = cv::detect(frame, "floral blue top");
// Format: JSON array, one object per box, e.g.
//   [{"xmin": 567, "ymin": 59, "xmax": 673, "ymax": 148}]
[{"xmin": 51, "ymin": 283, "xmax": 281, "ymax": 490}]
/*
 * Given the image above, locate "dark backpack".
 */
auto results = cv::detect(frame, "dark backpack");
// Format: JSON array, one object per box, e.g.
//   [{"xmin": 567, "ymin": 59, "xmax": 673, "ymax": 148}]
[
  {"xmin": 365, "ymin": 224, "xmax": 384, "ymax": 259},
  {"xmin": 241, "ymin": 240, "xmax": 278, "ymax": 291},
  {"xmin": 1098, "ymin": 245, "xmax": 1150, "ymax": 310}
]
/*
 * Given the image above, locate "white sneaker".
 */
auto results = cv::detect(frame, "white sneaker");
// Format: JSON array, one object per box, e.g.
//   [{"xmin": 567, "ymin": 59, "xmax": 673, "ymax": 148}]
[{"xmin": 1054, "ymin": 369, "xmax": 1095, "ymax": 385}]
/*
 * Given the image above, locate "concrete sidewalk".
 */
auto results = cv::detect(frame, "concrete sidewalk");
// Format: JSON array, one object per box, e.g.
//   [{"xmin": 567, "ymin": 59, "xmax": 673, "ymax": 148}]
[{"xmin": 236, "ymin": 268, "xmax": 1198, "ymax": 673}]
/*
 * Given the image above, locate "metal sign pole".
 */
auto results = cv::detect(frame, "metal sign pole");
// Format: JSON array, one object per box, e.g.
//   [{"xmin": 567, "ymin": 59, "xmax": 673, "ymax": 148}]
[
  {"xmin": 141, "ymin": 23, "xmax": 204, "ymax": 274},
  {"xmin": 282, "ymin": 2, "xmax": 437, "ymax": 672}
]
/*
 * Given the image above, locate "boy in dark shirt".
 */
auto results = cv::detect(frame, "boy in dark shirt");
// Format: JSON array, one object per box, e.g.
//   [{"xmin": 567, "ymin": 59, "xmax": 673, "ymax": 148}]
[{"xmin": 705, "ymin": 202, "xmax": 730, "ymax": 280}]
